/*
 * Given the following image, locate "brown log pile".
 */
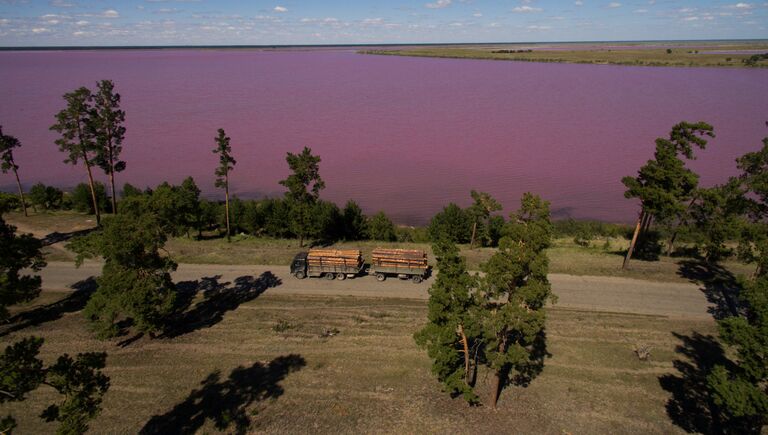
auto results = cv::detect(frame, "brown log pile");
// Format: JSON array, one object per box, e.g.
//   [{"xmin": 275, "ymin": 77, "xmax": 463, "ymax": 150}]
[
  {"xmin": 307, "ymin": 249, "xmax": 363, "ymax": 267},
  {"xmin": 372, "ymin": 248, "xmax": 428, "ymax": 269}
]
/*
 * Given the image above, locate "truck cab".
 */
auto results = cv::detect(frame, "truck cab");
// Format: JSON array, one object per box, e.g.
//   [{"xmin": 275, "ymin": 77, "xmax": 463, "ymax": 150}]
[{"xmin": 290, "ymin": 252, "xmax": 308, "ymax": 279}]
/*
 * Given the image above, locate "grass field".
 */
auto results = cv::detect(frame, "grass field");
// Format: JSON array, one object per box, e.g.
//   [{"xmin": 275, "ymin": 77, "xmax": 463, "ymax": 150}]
[
  {"xmin": 0, "ymin": 290, "xmax": 720, "ymax": 434},
  {"xmin": 5, "ymin": 211, "xmax": 756, "ymax": 283},
  {"xmin": 360, "ymin": 43, "xmax": 768, "ymax": 68}
]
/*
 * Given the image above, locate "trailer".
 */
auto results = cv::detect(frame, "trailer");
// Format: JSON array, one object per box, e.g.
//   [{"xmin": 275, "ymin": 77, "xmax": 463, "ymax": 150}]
[
  {"xmin": 369, "ymin": 248, "xmax": 429, "ymax": 283},
  {"xmin": 290, "ymin": 249, "xmax": 364, "ymax": 280}
]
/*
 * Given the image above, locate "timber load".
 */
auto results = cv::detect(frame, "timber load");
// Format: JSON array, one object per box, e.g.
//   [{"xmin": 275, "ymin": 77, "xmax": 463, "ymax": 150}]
[
  {"xmin": 307, "ymin": 249, "xmax": 363, "ymax": 267},
  {"xmin": 371, "ymin": 248, "xmax": 428, "ymax": 269}
]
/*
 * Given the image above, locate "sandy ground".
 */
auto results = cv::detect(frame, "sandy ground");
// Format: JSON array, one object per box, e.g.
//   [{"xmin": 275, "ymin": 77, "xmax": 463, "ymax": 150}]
[{"xmin": 39, "ymin": 261, "xmax": 711, "ymax": 319}]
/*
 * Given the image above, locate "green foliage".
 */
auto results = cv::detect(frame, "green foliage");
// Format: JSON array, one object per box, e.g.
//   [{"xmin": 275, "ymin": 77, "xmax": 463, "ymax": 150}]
[
  {"xmin": 0, "ymin": 126, "xmax": 21, "ymax": 175},
  {"xmin": 0, "ymin": 211, "xmax": 45, "ymax": 321},
  {"xmin": 341, "ymin": 200, "xmax": 368, "ymax": 240},
  {"xmin": 0, "ymin": 337, "xmax": 109, "ymax": 435},
  {"xmin": 91, "ymin": 80, "xmax": 126, "ymax": 177},
  {"xmin": 212, "ymin": 128, "xmax": 236, "ymax": 190},
  {"xmin": 71, "ymin": 182, "xmax": 109, "ymax": 214},
  {"xmin": 29, "ymin": 183, "xmax": 64, "ymax": 211},
  {"xmin": 467, "ymin": 190, "xmax": 502, "ymax": 247},
  {"xmin": 708, "ymin": 273, "xmax": 768, "ymax": 431},
  {"xmin": 478, "ymin": 193, "xmax": 554, "ymax": 404},
  {"xmin": 622, "ymin": 121, "xmax": 714, "ymax": 223},
  {"xmin": 552, "ymin": 218, "xmax": 630, "ymax": 239},
  {"xmin": 735, "ymin": 137, "xmax": 768, "ymax": 276},
  {"xmin": 414, "ymin": 237, "xmax": 480, "ymax": 403},
  {"xmin": 688, "ymin": 181, "xmax": 746, "ymax": 262},
  {"xmin": 120, "ymin": 183, "xmax": 144, "ymax": 198},
  {"xmin": 50, "ymin": 87, "xmax": 98, "ymax": 167},
  {"xmin": 428, "ymin": 203, "xmax": 471, "ymax": 244},
  {"xmin": 368, "ymin": 211, "xmax": 397, "ymax": 242},
  {"xmin": 69, "ymin": 213, "xmax": 176, "ymax": 338},
  {"xmin": 279, "ymin": 147, "xmax": 325, "ymax": 245},
  {"xmin": 0, "ymin": 192, "xmax": 20, "ymax": 213}
]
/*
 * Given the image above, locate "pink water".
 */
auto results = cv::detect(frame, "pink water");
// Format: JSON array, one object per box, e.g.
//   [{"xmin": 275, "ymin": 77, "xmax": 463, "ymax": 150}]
[{"xmin": 1, "ymin": 49, "xmax": 767, "ymax": 225}]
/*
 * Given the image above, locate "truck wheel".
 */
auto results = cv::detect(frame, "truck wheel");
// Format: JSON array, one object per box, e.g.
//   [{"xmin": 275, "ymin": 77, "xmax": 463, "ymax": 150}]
[
  {"xmin": 336, "ymin": 273, "xmax": 347, "ymax": 281},
  {"xmin": 294, "ymin": 271, "xmax": 306, "ymax": 279},
  {"xmin": 376, "ymin": 273, "xmax": 386, "ymax": 282},
  {"xmin": 325, "ymin": 273, "xmax": 336, "ymax": 280},
  {"xmin": 411, "ymin": 275, "xmax": 423, "ymax": 284}
]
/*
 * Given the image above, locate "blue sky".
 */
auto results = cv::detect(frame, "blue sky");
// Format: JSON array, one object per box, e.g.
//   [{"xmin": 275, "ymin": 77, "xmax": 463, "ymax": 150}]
[{"xmin": 0, "ymin": 0, "xmax": 766, "ymax": 46}]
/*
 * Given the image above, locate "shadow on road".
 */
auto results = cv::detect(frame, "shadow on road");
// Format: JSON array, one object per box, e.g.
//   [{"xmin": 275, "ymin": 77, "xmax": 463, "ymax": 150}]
[
  {"xmin": 658, "ymin": 332, "xmax": 730, "ymax": 434},
  {"xmin": 677, "ymin": 259, "xmax": 741, "ymax": 320},
  {"xmin": 140, "ymin": 354, "xmax": 305, "ymax": 435},
  {"xmin": 0, "ymin": 277, "xmax": 97, "ymax": 337},
  {"xmin": 42, "ymin": 228, "xmax": 96, "ymax": 246},
  {"xmin": 161, "ymin": 272, "xmax": 281, "ymax": 338}
]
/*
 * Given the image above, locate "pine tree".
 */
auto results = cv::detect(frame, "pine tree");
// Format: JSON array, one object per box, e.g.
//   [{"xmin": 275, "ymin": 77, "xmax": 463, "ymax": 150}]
[
  {"xmin": 735, "ymin": 137, "xmax": 768, "ymax": 277},
  {"xmin": 478, "ymin": 193, "xmax": 555, "ymax": 408},
  {"xmin": 0, "ymin": 126, "xmax": 28, "ymax": 217},
  {"xmin": 51, "ymin": 87, "xmax": 102, "ymax": 226},
  {"xmin": 279, "ymin": 147, "xmax": 324, "ymax": 247},
  {"xmin": 467, "ymin": 190, "xmax": 502, "ymax": 249},
  {"xmin": 414, "ymin": 237, "xmax": 480, "ymax": 403},
  {"xmin": 621, "ymin": 121, "xmax": 713, "ymax": 268},
  {"xmin": 212, "ymin": 128, "xmax": 236, "ymax": 242},
  {"xmin": 92, "ymin": 80, "xmax": 126, "ymax": 215}
]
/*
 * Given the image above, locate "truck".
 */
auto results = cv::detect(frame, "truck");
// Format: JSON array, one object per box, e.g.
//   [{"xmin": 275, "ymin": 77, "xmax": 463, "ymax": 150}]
[
  {"xmin": 290, "ymin": 249, "xmax": 364, "ymax": 280},
  {"xmin": 368, "ymin": 248, "xmax": 429, "ymax": 283}
]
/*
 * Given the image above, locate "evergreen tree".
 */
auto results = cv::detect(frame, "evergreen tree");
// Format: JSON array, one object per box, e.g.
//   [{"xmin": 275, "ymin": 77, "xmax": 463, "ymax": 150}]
[
  {"xmin": 278, "ymin": 147, "xmax": 324, "ymax": 247},
  {"xmin": 341, "ymin": 200, "xmax": 368, "ymax": 240},
  {"xmin": 91, "ymin": 80, "xmax": 126, "ymax": 215},
  {"xmin": 478, "ymin": 193, "xmax": 554, "ymax": 408},
  {"xmin": 212, "ymin": 129, "xmax": 236, "ymax": 242},
  {"xmin": 0, "ymin": 207, "xmax": 45, "ymax": 321},
  {"xmin": 51, "ymin": 87, "xmax": 102, "ymax": 226},
  {"xmin": 467, "ymin": 190, "xmax": 502, "ymax": 249},
  {"xmin": 71, "ymin": 182, "xmax": 109, "ymax": 214},
  {"xmin": 707, "ymin": 271, "xmax": 768, "ymax": 432},
  {"xmin": 28, "ymin": 183, "xmax": 64, "ymax": 211},
  {"xmin": 0, "ymin": 126, "xmax": 28, "ymax": 217},
  {"xmin": 68, "ymin": 213, "xmax": 177, "ymax": 338},
  {"xmin": 368, "ymin": 211, "xmax": 397, "ymax": 242},
  {"xmin": 735, "ymin": 137, "xmax": 768, "ymax": 277},
  {"xmin": 621, "ymin": 121, "xmax": 714, "ymax": 268},
  {"xmin": 688, "ymin": 180, "xmax": 746, "ymax": 262},
  {"xmin": 414, "ymin": 237, "xmax": 480, "ymax": 403},
  {"xmin": 428, "ymin": 203, "xmax": 471, "ymax": 244}
]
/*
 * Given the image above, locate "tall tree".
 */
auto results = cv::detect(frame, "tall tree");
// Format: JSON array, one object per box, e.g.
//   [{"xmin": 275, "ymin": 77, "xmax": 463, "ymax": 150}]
[
  {"xmin": 478, "ymin": 193, "xmax": 554, "ymax": 408},
  {"xmin": 621, "ymin": 121, "xmax": 714, "ymax": 268},
  {"xmin": 68, "ymin": 213, "xmax": 177, "ymax": 338},
  {"xmin": 368, "ymin": 211, "xmax": 397, "ymax": 242},
  {"xmin": 414, "ymin": 237, "xmax": 480, "ymax": 403},
  {"xmin": 707, "ymin": 271, "xmax": 768, "ymax": 432},
  {"xmin": 51, "ymin": 87, "xmax": 102, "ymax": 226},
  {"xmin": 279, "ymin": 147, "xmax": 324, "ymax": 247},
  {"xmin": 0, "ymin": 126, "xmax": 28, "ymax": 217},
  {"xmin": 0, "ymin": 206, "xmax": 45, "ymax": 320},
  {"xmin": 341, "ymin": 200, "xmax": 368, "ymax": 240},
  {"xmin": 467, "ymin": 190, "xmax": 502, "ymax": 249},
  {"xmin": 428, "ymin": 203, "xmax": 472, "ymax": 244},
  {"xmin": 92, "ymin": 80, "xmax": 126, "ymax": 215},
  {"xmin": 212, "ymin": 128, "xmax": 236, "ymax": 242},
  {"xmin": 688, "ymin": 180, "xmax": 746, "ymax": 263},
  {"xmin": 735, "ymin": 137, "xmax": 768, "ymax": 277}
]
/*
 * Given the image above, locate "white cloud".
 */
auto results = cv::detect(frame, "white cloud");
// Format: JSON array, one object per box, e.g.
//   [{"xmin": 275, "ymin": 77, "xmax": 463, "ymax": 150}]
[
  {"xmin": 50, "ymin": 0, "xmax": 75, "ymax": 7},
  {"xmin": 32, "ymin": 27, "xmax": 50, "ymax": 33},
  {"xmin": 725, "ymin": 2, "xmax": 753, "ymax": 8},
  {"xmin": 512, "ymin": 5, "xmax": 542, "ymax": 12},
  {"xmin": 527, "ymin": 24, "xmax": 551, "ymax": 30},
  {"xmin": 0, "ymin": 18, "xmax": 9, "ymax": 25},
  {"xmin": 273, "ymin": 6, "xmax": 287, "ymax": 13},
  {"xmin": 102, "ymin": 9, "xmax": 119, "ymax": 18},
  {"xmin": 575, "ymin": 0, "xmax": 583, "ymax": 5},
  {"xmin": 634, "ymin": 9, "xmax": 648, "ymax": 13},
  {"xmin": 473, "ymin": 12, "xmax": 483, "ymax": 17},
  {"xmin": 608, "ymin": 2, "xmax": 621, "ymax": 8},
  {"xmin": 75, "ymin": 20, "xmax": 88, "ymax": 26},
  {"xmin": 425, "ymin": 0, "xmax": 452, "ymax": 9},
  {"xmin": 683, "ymin": 16, "xmax": 699, "ymax": 21}
]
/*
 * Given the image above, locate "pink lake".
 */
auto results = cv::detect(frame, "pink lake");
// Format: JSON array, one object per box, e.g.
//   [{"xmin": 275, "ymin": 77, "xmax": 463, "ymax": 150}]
[{"xmin": 1, "ymin": 49, "xmax": 767, "ymax": 225}]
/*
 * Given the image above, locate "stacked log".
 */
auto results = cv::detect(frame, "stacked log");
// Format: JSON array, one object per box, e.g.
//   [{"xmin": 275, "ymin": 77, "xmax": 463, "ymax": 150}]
[
  {"xmin": 307, "ymin": 249, "xmax": 363, "ymax": 267},
  {"xmin": 372, "ymin": 248, "xmax": 428, "ymax": 269}
]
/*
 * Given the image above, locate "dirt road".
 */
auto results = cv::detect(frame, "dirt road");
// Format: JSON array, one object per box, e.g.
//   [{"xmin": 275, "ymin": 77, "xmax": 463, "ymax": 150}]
[{"xmin": 38, "ymin": 261, "xmax": 713, "ymax": 319}]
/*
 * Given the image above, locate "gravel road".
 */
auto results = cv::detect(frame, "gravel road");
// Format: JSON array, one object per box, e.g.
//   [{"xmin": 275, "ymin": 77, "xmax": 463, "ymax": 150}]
[{"xmin": 37, "ymin": 261, "xmax": 713, "ymax": 319}]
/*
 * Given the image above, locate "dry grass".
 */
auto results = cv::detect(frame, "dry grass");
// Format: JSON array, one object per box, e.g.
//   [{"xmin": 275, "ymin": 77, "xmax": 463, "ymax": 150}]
[
  {"xmin": 1, "ymin": 290, "xmax": 716, "ymax": 434},
  {"xmin": 361, "ymin": 43, "xmax": 768, "ymax": 68}
]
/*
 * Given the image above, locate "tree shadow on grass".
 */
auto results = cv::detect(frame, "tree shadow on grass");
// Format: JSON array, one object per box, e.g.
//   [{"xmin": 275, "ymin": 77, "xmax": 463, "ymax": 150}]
[
  {"xmin": 140, "ymin": 354, "xmax": 306, "ymax": 435},
  {"xmin": 659, "ymin": 332, "xmax": 732, "ymax": 434},
  {"xmin": 677, "ymin": 259, "xmax": 741, "ymax": 320},
  {"xmin": 0, "ymin": 277, "xmax": 97, "ymax": 337},
  {"xmin": 41, "ymin": 228, "xmax": 96, "ymax": 246},
  {"xmin": 161, "ymin": 272, "xmax": 281, "ymax": 339}
]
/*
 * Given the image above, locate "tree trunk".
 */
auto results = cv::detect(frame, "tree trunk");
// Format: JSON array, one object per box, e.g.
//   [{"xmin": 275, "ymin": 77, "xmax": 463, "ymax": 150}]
[
  {"xmin": 458, "ymin": 324, "xmax": 470, "ymax": 381},
  {"xmin": 12, "ymin": 166, "xmax": 27, "ymax": 217},
  {"xmin": 109, "ymin": 167, "xmax": 117, "ymax": 214},
  {"xmin": 666, "ymin": 196, "xmax": 697, "ymax": 256},
  {"xmin": 299, "ymin": 234, "xmax": 304, "ymax": 248},
  {"xmin": 623, "ymin": 210, "xmax": 644, "ymax": 270},
  {"xmin": 224, "ymin": 180, "xmax": 231, "ymax": 242},
  {"xmin": 666, "ymin": 232, "xmax": 678, "ymax": 257},
  {"xmin": 84, "ymin": 157, "xmax": 100, "ymax": 226},
  {"xmin": 470, "ymin": 221, "xmax": 477, "ymax": 250},
  {"xmin": 490, "ymin": 369, "xmax": 502, "ymax": 409}
]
